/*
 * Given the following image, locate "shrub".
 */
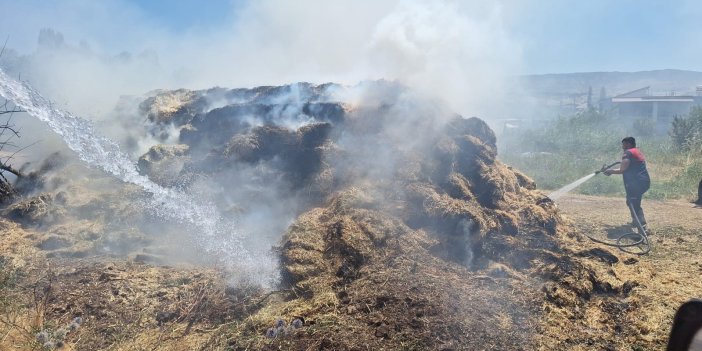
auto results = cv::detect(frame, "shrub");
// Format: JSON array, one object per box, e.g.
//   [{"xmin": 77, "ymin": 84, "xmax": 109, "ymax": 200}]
[
  {"xmin": 633, "ymin": 118, "xmax": 654, "ymax": 137},
  {"xmin": 500, "ymin": 110, "xmax": 702, "ymax": 200},
  {"xmin": 670, "ymin": 106, "xmax": 702, "ymax": 151}
]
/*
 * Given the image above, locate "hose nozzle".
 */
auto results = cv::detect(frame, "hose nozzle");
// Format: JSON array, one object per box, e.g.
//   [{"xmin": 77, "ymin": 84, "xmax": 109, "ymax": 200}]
[{"xmin": 595, "ymin": 161, "xmax": 621, "ymax": 175}]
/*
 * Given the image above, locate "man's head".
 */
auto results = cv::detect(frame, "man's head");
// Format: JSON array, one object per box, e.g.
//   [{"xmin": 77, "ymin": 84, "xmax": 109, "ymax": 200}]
[{"xmin": 622, "ymin": 136, "xmax": 636, "ymax": 150}]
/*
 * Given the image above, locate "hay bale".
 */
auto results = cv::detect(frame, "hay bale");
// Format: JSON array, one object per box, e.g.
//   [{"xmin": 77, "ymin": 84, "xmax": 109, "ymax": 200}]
[
  {"xmin": 280, "ymin": 209, "xmax": 329, "ymax": 291},
  {"xmin": 137, "ymin": 144, "xmax": 190, "ymax": 187},
  {"xmin": 0, "ymin": 179, "xmax": 16, "ymax": 204},
  {"xmin": 444, "ymin": 172, "xmax": 475, "ymax": 201},
  {"xmin": 184, "ymin": 104, "xmax": 273, "ymax": 150},
  {"xmin": 298, "ymin": 122, "xmax": 332, "ymax": 148},
  {"xmin": 471, "ymin": 161, "xmax": 520, "ymax": 208},
  {"xmin": 138, "ymin": 89, "xmax": 198, "ymax": 125},
  {"xmin": 302, "ymin": 102, "xmax": 347, "ymax": 125},
  {"xmin": 445, "ymin": 115, "xmax": 497, "ymax": 151},
  {"xmin": 281, "ymin": 190, "xmax": 411, "ymax": 291},
  {"xmin": 454, "ymin": 135, "xmax": 497, "ymax": 174},
  {"xmin": 2, "ymin": 193, "xmax": 64, "ymax": 226},
  {"xmin": 224, "ymin": 133, "xmax": 260, "ymax": 162},
  {"xmin": 307, "ymin": 166, "xmax": 335, "ymax": 200},
  {"xmin": 224, "ymin": 125, "xmax": 296, "ymax": 162},
  {"xmin": 511, "ymin": 167, "xmax": 537, "ymax": 190}
]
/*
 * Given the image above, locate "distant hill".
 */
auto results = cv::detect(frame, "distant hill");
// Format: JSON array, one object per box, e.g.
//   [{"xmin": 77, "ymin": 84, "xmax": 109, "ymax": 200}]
[{"xmin": 521, "ymin": 69, "xmax": 702, "ymax": 97}]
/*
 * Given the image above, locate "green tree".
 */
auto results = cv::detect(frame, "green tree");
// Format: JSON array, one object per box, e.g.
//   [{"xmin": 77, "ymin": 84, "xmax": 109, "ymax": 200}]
[{"xmin": 670, "ymin": 105, "xmax": 702, "ymax": 151}]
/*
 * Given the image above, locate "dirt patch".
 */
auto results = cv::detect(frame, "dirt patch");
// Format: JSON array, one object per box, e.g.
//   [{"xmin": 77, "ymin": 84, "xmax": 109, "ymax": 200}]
[{"xmin": 545, "ymin": 194, "xmax": 702, "ymax": 350}]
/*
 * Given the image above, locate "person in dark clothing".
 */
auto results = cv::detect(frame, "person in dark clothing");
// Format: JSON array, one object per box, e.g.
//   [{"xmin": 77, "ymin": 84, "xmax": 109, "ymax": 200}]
[
  {"xmin": 695, "ymin": 179, "xmax": 702, "ymax": 206},
  {"xmin": 603, "ymin": 137, "xmax": 651, "ymax": 228}
]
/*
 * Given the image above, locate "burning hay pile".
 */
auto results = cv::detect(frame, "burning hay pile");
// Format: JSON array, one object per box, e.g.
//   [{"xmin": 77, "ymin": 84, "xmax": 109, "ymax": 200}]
[
  {"xmin": 0, "ymin": 81, "xmax": 648, "ymax": 350},
  {"xmin": 129, "ymin": 82, "xmax": 634, "ymax": 349}
]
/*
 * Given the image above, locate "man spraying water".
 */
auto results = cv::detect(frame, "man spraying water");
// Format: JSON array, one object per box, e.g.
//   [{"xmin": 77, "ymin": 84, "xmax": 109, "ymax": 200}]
[{"xmin": 602, "ymin": 137, "xmax": 651, "ymax": 231}]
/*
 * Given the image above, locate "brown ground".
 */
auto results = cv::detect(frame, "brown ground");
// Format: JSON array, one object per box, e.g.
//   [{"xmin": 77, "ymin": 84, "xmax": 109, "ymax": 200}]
[
  {"xmin": 1, "ymin": 192, "xmax": 700, "ymax": 351},
  {"xmin": 545, "ymin": 194, "xmax": 702, "ymax": 350}
]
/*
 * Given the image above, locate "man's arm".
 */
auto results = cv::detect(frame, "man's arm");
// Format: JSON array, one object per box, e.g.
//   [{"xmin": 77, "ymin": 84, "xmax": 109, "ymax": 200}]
[{"xmin": 604, "ymin": 158, "xmax": 630, "ymax": 175}]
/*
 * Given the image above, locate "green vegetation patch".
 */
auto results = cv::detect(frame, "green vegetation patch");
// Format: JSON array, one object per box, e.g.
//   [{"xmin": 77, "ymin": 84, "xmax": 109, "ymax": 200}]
[{"xmin": 500, "ymin": 110, "xmax": 702, "ymax": 200}]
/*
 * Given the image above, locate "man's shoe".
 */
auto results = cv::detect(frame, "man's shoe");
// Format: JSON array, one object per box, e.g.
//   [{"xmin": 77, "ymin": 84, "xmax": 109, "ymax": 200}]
[
  {"xmin": 631, "ymin": 221, "xmax": 647, "ymax": 229},
  {"xmin": 634, "ymin": 223, "xmax": 648, "ymax": 234}
]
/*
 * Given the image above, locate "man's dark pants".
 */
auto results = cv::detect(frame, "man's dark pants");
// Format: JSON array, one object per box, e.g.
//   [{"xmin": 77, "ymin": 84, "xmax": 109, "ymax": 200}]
[{"xmin": 625, "ymin": 180, "xmax": 650, "ymax": 226}]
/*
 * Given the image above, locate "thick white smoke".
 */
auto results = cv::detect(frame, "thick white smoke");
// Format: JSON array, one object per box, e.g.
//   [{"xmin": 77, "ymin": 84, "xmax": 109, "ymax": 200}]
[
  {"xmin": 0, "ymin": 0, "xmax": 527, "ymax": 286},
  {"xmin": 0, "ymin": 0, "xmax": 523, "ymax": 120}
]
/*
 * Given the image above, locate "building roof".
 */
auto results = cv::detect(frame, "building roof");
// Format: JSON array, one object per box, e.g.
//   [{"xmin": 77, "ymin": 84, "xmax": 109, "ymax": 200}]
[
  {"xmin": 612, "ymin": 85, "xmax": 697, "ymax": 102},
  {"xmin": 614, "ymin": 86, "xmax": 650, "ymax": 98},
  {"xmin": 612, "ymin": 96, "xmax": 694, "ymax": 103}
]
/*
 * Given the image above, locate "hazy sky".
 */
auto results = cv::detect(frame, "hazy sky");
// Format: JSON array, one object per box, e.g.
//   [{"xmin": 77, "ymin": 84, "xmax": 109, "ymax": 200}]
[
  {"xmin": 508, "ymin": 0, "xmax": 702, "ymax": 74},
  {"xmin": 1, "ymin": 0, "xmax": 698, "ymax": 75},
  {"xmin": 1, "ymin": 0, "xmax": 701, "ymax": 122},
  {"xmin": 0, "ymin": 0, "xmax": 696, "ymax": 174}
]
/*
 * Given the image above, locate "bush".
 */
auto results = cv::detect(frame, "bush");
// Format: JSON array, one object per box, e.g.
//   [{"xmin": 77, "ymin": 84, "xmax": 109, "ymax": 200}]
[
  {"xmin": 633, "ymin": 118, "xmax": 654, "ymax": 137},
  {"xmin": 499, "ymin": 110, "xmax": 702, "ymax": 200},
  {"xmin": 670, "ymin": 106, "xmax": 702, "ymax": 151},
  {"xmin": 499, "ymin": 110, "xmax": 627, "ymax": 189}
]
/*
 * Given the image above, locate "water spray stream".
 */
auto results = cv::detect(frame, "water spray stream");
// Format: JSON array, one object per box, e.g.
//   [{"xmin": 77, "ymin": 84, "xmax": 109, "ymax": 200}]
[
  {"xmin": 547, "ymin": 173, "xmax": 596, "ymax": 200},
  {"xmin": 546, "ymin": 162, "xmax": 650, "ymax": 254},
  {"xmin": 548, "ymin": 161, "xmax": 621, "ymax": 201},
  {"xmin": 0, "ymin": 68, "xmax": 275, "ymax": 286}
]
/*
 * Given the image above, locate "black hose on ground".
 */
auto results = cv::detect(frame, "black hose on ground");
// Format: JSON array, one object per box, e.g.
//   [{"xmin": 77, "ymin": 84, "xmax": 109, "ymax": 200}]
[{"xmin": 582, "ymin": 202, "xmax": 650, "ymax": 255}]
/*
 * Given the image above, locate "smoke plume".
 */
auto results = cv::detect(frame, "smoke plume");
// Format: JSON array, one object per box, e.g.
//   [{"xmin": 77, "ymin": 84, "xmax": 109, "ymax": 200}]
[{"xmin": 0, "ymin": 0, "xmax": 527, "ymax": 286}]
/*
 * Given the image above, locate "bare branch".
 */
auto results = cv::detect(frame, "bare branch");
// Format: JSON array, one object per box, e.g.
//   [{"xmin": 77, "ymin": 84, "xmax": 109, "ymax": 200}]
[
  {"xmin": 0, "ymin": 141, "xmax": 20, "ymax": 154},
  {"xmin": 0, "ymin": 45, "xmax": 27, "ymax": 200},
  {"xmin": 0, "ymin": 66, "xmax": 26, "ymax": 199},
  {"xmin": 0, "ymin": 100, "xmax": 23, "ymax": 115},
  {"xmin": 0, "ymin": 124, "xmax": 19, "ymax": 137},
  {"xmin": 0, "ymin": 170, "xmax": 10, "ymax": 184},
  {"xmin": 4, "ymin": 140, "xmax": 39, "ymax": 164},
  {"xmin": 0, "ymin": 162, "xmax": 22, "ymax": 177},
  {"xmin": 0, "ymin": 113, "xmax": 15, "ymax": 142},
  {"xmin": 0, "ymin": 107, "xmax": 22, "ymax": 155},
  {"xmin": 0, "ymin": 35, "xmax": 8, "ymax": 60}
]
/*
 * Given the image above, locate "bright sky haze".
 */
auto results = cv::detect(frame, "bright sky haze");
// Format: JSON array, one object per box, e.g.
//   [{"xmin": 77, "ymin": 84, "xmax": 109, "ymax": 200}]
[
  {"xmin": 0, "ymin": 0, "xmax": 699, "ymax": 165},
  {"xmin": 508, "ymin": 0, "xmax": 702, "ymax": 74},
  {"xmin": 0, "ymin": 0, "xmax": 700, "ymax": 120},
  {"xmin": 2, "ymin": 0, "xmax": 698, "ymax": 74}
]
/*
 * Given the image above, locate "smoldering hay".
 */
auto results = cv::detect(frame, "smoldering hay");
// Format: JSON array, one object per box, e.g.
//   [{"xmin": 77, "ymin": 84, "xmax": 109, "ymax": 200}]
[
  {"xmin": 0, "ymin": 76, "xmax": 635, "ymax": 349},
  {"xmin": 128, "ymin": 81, "xmax": 628, "ymax": 348}
]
